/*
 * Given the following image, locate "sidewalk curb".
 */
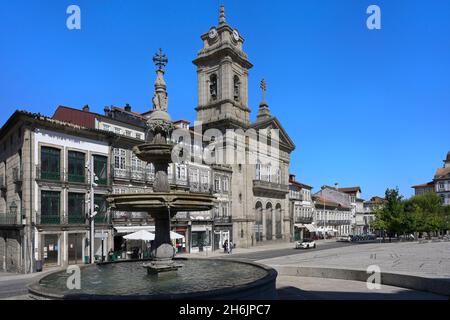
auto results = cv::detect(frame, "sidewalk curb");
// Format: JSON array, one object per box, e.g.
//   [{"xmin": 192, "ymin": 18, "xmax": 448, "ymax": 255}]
[{"xmin": 271, "ymin": 265, "xmax": 450, "ymax": 297}]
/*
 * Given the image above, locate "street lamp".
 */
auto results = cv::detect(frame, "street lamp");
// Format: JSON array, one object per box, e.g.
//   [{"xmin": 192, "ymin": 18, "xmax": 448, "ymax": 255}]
[{"xmin": 86, "ymin": 159, "xmax": 99, "ymax": 264}]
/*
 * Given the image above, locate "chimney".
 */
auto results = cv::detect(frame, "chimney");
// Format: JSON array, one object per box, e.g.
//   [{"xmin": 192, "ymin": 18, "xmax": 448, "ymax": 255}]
[
  {"xmin": 104, "ymin": 106, "xmax": 110, "ymax": 116},
  {"xmin": 289, "ymin": 174, "xmax": 296, "ymax": 182},
  {"xmin": 124, "ymin": 104, "xmax": 132, "ymax": 112},
  {"xmin": 82, "ymin": 105, "xmax": 90, "ymax": 112}
]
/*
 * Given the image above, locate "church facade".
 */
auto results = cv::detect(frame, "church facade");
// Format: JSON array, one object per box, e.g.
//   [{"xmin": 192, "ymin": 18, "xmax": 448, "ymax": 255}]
[{"xmin": 192, "ymin": 6, "xmax": 296, "ymax": 247}]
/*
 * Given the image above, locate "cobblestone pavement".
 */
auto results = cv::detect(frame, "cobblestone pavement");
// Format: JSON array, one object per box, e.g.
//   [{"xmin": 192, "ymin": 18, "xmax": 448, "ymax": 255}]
[{"xmin": 259, "ymin": 240, "xmax": 450, "ymax": 279}]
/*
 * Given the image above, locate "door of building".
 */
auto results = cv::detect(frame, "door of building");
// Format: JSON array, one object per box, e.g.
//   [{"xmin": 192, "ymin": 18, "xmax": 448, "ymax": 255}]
[
  {"xmin": 43, "ymin": 234, "xmax": 59, "ymax": 266},
  {"xmin": 68, "ymin": 233, "xmax": 83, "ymax": 265}
]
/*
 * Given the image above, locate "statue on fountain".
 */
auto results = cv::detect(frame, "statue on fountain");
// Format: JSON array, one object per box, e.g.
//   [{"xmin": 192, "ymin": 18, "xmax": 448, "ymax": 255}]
[{"xmin": 108, "ymin": 48, "xmax": 215, "ymax": 274}]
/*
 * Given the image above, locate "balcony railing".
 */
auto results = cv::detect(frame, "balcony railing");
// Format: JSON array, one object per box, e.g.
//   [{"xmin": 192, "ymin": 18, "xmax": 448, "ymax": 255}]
[
  {"xmin": 36, "ymin": 165, "xmax": 63, "ymax": 182},
  {"xmin": 0, "ymin": 212, "xmax": 20, "ymax": 225},
  {"xmin": 253, "ymin": 179, "xmax": 289, "ymax": 195},
  {"xmin": 214, "ymin": 216, "xmax": 232, "ymax": 224},
  {"xmin": 67, "ymin": 214, "xmax": 86, "ymax": 224},
  {"xmin": 294, "ymin": 216, "xmax": 313, "ymax": 224},
  {"xmin": 39, "ymin": 214, "xmax": 61, "ymax": 225},
  {"xmin": 13, "ymin": 167, "xmax": 22, "ymax": 183},
  {"xmin": 112, "ymin": 165, "xmax": 154, "ymax": 182},
  {"xmin": 36, "ymin": 165, "xmax": 110, "ymax": 186},
  {"xmin": 315, "ymin": 219, "xmax": 352, "ymax": 225},
  {"xmin": 67, "ymin": 173, "xmax": 86, "ymax": 183}
]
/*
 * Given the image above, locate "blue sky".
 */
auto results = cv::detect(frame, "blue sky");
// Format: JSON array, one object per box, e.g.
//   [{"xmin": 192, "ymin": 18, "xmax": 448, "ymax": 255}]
[{"xmin": 1, "ymin": 0, "xmax": 449, "ymax": 199}]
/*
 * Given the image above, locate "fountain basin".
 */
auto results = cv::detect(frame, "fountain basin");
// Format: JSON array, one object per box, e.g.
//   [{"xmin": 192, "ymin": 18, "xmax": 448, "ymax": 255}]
[
  {"xmin": 28, "ymin": 258, "xmax": 278, "ymax": 300},
  {"xmin": 107, "ymin": 192, "xmax": 216, "ymax": 212}
]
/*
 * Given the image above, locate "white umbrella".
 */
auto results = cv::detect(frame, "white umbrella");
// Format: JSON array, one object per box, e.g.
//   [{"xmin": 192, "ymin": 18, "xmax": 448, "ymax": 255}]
[
  {"xmin": 170, "ymin": 231, "xmax": 184, "ymax": 240},
  {"xmin": 123, "ymin": 230, "xmax": 155, "ymax": 241}
]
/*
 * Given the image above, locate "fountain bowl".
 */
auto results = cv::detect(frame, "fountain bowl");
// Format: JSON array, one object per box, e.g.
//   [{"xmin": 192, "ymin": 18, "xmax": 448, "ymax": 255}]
[
  {"xmin": 107, "ymin": 191, "xmax": 216, "ymax": 213},
  {"xmin": 27, "ymin": 258, "xmax": 278, "ymax": 300}
]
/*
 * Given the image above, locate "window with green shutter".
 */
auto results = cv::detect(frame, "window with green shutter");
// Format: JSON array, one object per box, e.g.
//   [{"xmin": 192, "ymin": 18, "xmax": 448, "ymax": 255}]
[
  {"xmin": 41, "ymin": 147, "xmax": 60, "ymax": 180},
  {"xmin": 68, "ymin": 193, "xmax": 86, "ymax": 224},
  {"xmin": 68, "ymin": 151, "xmax": 85, "ymax": 183},
  {"xmin": 94, "ymin": 155, "xmax": 108, "ymax": 185},
  {"xmin": 41, "ymin": 191, "xmax": 60, "ymax": 224}
]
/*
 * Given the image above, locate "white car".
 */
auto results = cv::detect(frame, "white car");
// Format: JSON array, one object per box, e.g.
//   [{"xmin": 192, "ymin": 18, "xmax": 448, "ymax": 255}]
[{"xmin": 295, "ymin": 239, "xmax": 316, "ymax": 249}]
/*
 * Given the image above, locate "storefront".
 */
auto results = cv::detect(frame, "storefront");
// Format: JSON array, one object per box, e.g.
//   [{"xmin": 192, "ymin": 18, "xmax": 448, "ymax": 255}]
[
  {"xmin": 213, "ymin": 227, "xmax": 231, "ymax": 251},
  {"xmin": 190, "ymin": 224, "xmax": 212, "ymax": 253},
  {"xmin": 172, "ymin": 226, "xmax": 188, "ymax": 253},
  {"xmin": 41, "ymin": 233, "xmax": 61, "ymax": 267}
]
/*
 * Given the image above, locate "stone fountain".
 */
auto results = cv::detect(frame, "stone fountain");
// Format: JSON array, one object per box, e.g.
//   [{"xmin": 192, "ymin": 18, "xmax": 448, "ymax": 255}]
[
  {"xmin": 107, "ymin": 49, "xmax": 215, "ymax": 274},
  {"xmin": 27, "ymin": 49, "xmax": 278, "ymax": 300}
]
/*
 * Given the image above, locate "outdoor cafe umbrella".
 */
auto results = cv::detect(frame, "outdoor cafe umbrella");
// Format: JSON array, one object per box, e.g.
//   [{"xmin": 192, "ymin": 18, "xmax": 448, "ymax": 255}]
[
  {"xmin": 170, "ymin": 231, "xmax": 185, "ymax": 240},
  {"xmin": 123, "ymin": 230, "xmax": 155, "ymax": 241},
  {"xmin": 123, "ymin": 230, "xmax": 155, "ymax": 259}
]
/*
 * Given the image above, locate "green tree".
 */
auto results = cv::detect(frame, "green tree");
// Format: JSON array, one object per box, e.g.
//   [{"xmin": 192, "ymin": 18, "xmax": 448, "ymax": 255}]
[{"xmin": 372, "ymin": 188, "xmax": 404, "ymax": 238}]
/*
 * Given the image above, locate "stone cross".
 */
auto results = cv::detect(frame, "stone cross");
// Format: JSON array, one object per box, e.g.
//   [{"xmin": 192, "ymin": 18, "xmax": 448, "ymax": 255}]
[{"xmin": 153, "ymin": 48, "xmax": 168, "ymax": 71}]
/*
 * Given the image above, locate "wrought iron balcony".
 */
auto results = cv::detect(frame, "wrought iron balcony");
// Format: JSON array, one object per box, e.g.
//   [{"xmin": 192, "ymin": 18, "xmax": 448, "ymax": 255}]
[
  {"xmin": 67, "ymin": 214, "xmax": 86, "ymax": 224},
  {"xmin": 0, "ymin": 212, "xmax": 20, "ymax": 225},
  {"xmin": 112, "ymin": 165, "xmax": 154, "ymax": 182},
  {"xmin": 36, "ymin": 165, "xmax": 63, "ymax": 182},
  {"xmin": 35, "ymin": 165, "xmax": 110, "ymax": 186},
  {"xmin": 294, "ymin": 216, "xmax": 313, "ymax": 224},
  {"xmin": 214, "ymin": 216, "xmax": 232, "ymax": 224},
  {"xmin": 315, "ymin": 219, "xmax": 352, "ymax": 225},
  {"xmin": 38, "ymin": 214, "xmax": 61, "ymax": 225}
]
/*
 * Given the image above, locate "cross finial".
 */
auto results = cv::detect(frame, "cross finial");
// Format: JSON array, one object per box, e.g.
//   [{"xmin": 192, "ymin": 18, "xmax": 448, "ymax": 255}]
[
  {"xmin": 219, "ymin": 5, "xmax": 226, "ymax": 24},
  {"xmin": 153, "ymin": 48, "xmax": 168, "ymax": 71},
  {"xmin": 260, "ymin": 79, "xmax": 266, "ymax": 101}
]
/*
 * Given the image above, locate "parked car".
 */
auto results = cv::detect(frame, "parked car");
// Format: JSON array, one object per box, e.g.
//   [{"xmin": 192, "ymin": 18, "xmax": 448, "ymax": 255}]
[
  {"xmin": 337, "ymin": 235, "xmax": 352, "ymax": 242},
  {"xmin": 295, "ymin": 239, "xmax": 316, "ymax": 249}
]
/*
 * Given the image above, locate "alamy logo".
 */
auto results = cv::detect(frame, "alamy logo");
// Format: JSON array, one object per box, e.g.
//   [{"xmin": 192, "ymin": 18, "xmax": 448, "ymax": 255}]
[
  {"xmin": 66, "ymin": 5, "xmax": 81, "ymax": 30},
  {"xmin": 366, "ymin": 265, "xmax": 381, "ymax": 290},
  {"xmin": 66, "ymin": 265, "xmax": 81, "ymax": 290},
  {"xmin": 366, "ymin": 5, "xmax": 381, "ymax": 30}
]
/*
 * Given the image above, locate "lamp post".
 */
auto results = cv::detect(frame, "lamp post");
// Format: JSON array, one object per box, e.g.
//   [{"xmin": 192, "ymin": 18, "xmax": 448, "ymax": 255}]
[{"xmin": 87, "ymin": 158, "xmax": 99, "ymax": 264}]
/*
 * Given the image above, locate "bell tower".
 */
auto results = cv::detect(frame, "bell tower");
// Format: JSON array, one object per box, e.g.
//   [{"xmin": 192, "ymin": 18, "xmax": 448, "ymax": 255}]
[{"xmin": 193, "ymin": 5, "xmax": 253, "ymax": 129}]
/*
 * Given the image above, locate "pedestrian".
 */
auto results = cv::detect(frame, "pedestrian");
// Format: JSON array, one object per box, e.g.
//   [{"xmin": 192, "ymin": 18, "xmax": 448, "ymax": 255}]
[
  {"xmin": 223, "ymin": 239, "xmax": 228, "ymax": 253},
  {"xmin": 228, "ymin": 241, "xmax": 233, "ymax": 254}
]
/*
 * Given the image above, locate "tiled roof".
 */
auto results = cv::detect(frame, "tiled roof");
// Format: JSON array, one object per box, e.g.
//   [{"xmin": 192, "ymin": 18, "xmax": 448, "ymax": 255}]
[
  {"xmin": 338, "ymin": 186, "xmax": 361, "ymax": 193},
  {"xmin": 52, "ymin": 106, "xmax": 97, "ymax": 129},
  {"xmin": 411, "ymin": 182, "xmax": 434, "ymax": 189},
  {"xmin": 435, "ymin": 167, "xmax": 450, "ymax": 179}
]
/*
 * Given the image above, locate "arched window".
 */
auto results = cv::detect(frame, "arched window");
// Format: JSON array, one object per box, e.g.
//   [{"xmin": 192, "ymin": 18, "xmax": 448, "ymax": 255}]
[
  {"xmin": 233, "ymin": 75, "xmax": 240, "ymax": 101},
  {"xmin": 209, "ymin": 74, "xmax": 217, "ymax": 101}
]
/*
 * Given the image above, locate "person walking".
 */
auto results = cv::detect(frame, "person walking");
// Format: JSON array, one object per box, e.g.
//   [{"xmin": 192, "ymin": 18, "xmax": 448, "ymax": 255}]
[
  {"xmin": 228, "ymin": 241, "xmax": 233, "ymax": 254},
  {"xmin": 223, "ymin": 239, "xmax": 228, "ymax": 253}
]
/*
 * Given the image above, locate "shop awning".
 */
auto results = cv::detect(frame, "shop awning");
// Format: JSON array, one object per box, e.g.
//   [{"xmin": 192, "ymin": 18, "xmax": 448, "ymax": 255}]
[
  {"xmin": 114, "ymin": 226, "xmax": 155, "ymax": 234},
  {"xmin": 294, "ymin": 224, "xmax": 305, "ymax": 228},
  {"xmin": 305, "ymin": 224, "xmax": 317, "ymax": 232}
]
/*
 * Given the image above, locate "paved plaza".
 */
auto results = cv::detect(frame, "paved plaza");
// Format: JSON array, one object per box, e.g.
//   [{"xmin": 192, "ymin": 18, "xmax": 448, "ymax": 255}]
[{"xmin": 259, "ymin": 240, "xmax": 450, "ymax": 279}]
